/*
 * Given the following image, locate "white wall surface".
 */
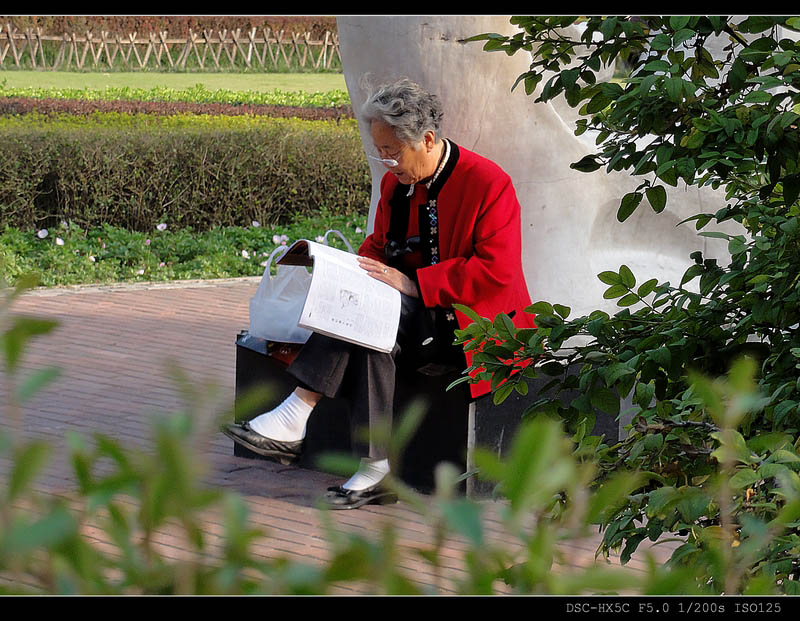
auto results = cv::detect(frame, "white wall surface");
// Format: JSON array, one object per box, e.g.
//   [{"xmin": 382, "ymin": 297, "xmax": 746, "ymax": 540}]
[{"xmin": 337, "ymin": 15, "xmax": 735, "ymax": 317}]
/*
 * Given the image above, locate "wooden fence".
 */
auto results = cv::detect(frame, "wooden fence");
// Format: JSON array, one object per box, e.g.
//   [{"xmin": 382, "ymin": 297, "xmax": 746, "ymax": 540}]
[{"xmin": 0, "ymin": 25, "xmax": 342, "ymax": 70}]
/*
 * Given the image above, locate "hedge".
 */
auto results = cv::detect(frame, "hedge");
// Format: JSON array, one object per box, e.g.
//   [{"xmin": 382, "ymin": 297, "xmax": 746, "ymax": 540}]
[
  {"xmin": 0, "ymin": 96, "xmax": 353, "ymax": 121},
  {"xmin": 0, "ymin": 115, "xmax": 371, "ymax": 232}
]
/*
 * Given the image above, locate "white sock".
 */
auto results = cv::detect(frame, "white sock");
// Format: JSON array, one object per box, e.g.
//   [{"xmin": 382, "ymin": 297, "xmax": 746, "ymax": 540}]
[
  {"xmin": 248, "ymin": 391, "xmax": 314, "ymax": 442},
  {"xmin": 342, "ymin": 458, "xmax": 390, "ymax": 491}
]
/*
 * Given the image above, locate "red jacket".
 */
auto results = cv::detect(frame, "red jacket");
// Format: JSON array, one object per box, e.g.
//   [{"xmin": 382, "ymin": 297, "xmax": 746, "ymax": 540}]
[{"xmin": 359, "ymin": 142, "xmax": 536, "ymax": 399}]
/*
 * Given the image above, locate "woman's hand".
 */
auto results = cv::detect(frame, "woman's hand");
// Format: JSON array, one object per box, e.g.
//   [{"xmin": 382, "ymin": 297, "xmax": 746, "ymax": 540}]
[{"xmin": 357, "ymin": 257, "xmax": 419, "ymax": 298}]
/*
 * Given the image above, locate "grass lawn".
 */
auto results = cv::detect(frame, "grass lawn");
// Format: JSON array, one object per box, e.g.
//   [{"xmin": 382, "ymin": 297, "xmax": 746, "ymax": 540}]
[{"xmin": 0, "ymin": 70, "xmax": 347, "ymax": 93}]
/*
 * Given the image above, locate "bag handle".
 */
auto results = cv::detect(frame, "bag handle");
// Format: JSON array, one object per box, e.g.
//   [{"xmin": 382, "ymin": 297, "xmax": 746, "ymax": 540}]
[
  {"xmin": 323, "ymin": 229, "xmax": 355, "ymax": 254},
  {"xmin": 257, "ymin": 245, "xmax": 290, "ymax": 284}
]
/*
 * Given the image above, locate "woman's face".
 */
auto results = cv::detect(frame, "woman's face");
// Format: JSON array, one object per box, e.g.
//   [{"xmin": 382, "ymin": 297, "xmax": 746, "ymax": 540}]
[{"xmin": 369, "ymin": 120, "xmax": 437, "ymax": 186}]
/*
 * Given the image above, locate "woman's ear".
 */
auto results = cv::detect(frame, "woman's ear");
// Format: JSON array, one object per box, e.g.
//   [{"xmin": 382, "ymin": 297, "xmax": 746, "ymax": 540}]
[{"xmin": 423, "ymin": 130, "xmax": 437, "ymax": 153}]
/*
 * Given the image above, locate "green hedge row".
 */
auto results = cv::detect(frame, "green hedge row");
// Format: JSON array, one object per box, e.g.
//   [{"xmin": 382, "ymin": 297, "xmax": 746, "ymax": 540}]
[{"xmin": 0, "ymin": 115, "xmax": 370, "ymax": 232}]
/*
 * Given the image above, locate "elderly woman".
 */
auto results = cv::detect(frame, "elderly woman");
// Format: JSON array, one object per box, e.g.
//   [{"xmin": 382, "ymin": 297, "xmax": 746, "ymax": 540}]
[{"xmin": 224, "ymin": 78, "xmax": 536, "ymax": 509}]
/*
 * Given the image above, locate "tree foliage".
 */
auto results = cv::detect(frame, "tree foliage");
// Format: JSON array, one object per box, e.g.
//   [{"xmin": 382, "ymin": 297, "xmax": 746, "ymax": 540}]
[{"xmin": 460, "ymin": 16, "xmax": 800, "ymax": 593}]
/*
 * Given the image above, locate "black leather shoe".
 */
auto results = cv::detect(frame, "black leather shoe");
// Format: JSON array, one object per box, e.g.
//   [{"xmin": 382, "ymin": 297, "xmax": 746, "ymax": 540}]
[
  {"xmin": 322, "ymin": 483, "xmax": 398, "ymax": 510},
  {"xmin": 222, "ymin": 421, "xmax": 303, "ymax": 465}
]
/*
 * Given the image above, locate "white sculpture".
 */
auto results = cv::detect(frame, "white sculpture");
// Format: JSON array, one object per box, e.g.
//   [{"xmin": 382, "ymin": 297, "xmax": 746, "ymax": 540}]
[{"xmin": 337, "ymin": 16, "xmax": 732, "ymax": 317}]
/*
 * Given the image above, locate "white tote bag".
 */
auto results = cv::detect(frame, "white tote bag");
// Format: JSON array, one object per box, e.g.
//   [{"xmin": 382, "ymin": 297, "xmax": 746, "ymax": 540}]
[
  {"xmin": 248, "ymin": 245, "xmax": 313, "ymax": 344},
  {"xmin": 248, "ymin": 230, "xmax": 355, "ymax": 344}
]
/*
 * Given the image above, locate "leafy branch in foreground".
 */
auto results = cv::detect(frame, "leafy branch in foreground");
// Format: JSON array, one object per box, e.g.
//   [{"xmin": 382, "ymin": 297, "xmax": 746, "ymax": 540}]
[
  {"xmin": 456, "ymin": 16, "xmax": 800, "ymax": 593},
  {"xmin": 5, "ymin": 273, "xmax": 790, "ymax": 595}
]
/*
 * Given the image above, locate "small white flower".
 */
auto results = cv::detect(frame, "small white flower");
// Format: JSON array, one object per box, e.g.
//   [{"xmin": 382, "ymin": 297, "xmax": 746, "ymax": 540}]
[
  {"xmin": 260, "ymin": 260, "xmax": 268, "ymax": 267},
  {"xmin": 252, "ymin": 220, "xmax": 260, "ymax": 227},
  {"xmin": 136, "ymin": 269, "xmax": 145, "ymax": 275},
  {"xmin": 281, "ymin": 234, "xmax": 288, "ymax": 242},
  {"xmin": 272, "ymin": 234, "xmax": 281, "ymax": 244},
  {"xmin": 241, "ymin": 250, "xmax": 250, "ymax": 259},
  {"xmin": 315, "ymin": 235, "xmax": 324, "ymax": 243},
  {"xmin": 55, "ymin": 237, "xmax": 64, "ymax": 246},
  {"xmin": 89, "ymin": 255, "xmax": 96, "ymax": 262},
  {"xmin": 60, "ymin": 220, "xmax": 68, "ymax": 229},
  {"xmin": 355, "ymin": 227, "xmax": 363, "ymax": 234},
  {"xmin": 159, "ymin": 262, "xmax": 166, "ymax": 267},
  {"xmin": 156, "ymin": 223, "xmax": 167, "ymax": 231},
  {"xmin": 37, "ymin": 229, "xmax": 49, "ymax": 239}
]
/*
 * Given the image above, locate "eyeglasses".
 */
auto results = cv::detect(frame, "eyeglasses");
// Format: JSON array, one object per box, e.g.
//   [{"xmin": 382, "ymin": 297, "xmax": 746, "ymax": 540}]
[
  {"xmin": 384, "ymin": 236, "xmax": 421, "ymax": 259},
  {"xmin": 368, "ymin": 154, "xmax": 400, "ymax": 167},
  {"xmin": 369, "ymin": 145, "xmax": 404, "ymax": 168}
]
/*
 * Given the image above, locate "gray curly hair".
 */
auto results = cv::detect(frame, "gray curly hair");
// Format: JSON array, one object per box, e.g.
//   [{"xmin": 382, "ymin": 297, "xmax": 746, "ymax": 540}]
[{"xmin": 359, "ymin": 77, "xmax": 444, "ymax": 146}]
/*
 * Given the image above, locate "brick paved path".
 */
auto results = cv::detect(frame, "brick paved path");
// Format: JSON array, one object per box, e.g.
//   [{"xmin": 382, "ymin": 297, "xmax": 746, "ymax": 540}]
[{"xmin": 1, "ymin": 278, "xmax": 675, "ymax": 594}]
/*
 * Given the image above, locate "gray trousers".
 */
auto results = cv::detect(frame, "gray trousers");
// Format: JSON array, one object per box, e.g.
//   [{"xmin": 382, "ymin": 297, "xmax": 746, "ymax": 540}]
[{"xmin": 286, "ymin": 293, "xmax": 426, "ymax": 459}]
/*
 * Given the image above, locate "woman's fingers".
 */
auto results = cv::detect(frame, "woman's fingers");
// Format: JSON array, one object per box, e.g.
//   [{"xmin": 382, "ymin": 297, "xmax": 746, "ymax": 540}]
[{"xmin": 357, "ymin": 257, "xmax": 418, "ymax": 298}]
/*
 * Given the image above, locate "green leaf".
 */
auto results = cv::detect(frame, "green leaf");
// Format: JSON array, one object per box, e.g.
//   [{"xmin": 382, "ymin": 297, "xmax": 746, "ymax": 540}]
[
  {"xmin": 744, "ymin": 90, "xmax": 772, "ymax": 103},
  {"xmin": 645, "ymin": 185, "xmax": 667, "ymax": 213},
  {"xmin": 618, "ymin": 192, "xmax": 643, "ymax": 222},
  {"xmin": 651, "ymin": 33, "xmax": 672, "ymax": 51},
  {"xmin": 729, "ymin": 57, "xmax": 748, "ymax": 90},
  {"xmin": 540, "ymin": 360, "xmax": 566, "ymax": 376},
  {"xmin": 553, "ymin": 304, "xmax": 571, "ymax": 319},
  {"xmin": 590, "ymin": 385, "xmax": 620, "ymax": 416},
  {"xmin": 618, "ymin": 265, "xmax": 636, "ymax": 289},
  {"xmin": 698, "ymin": 231, "xmax": 731, "ymax": 240},
  {"xmin": 665, "ymin": 76, "xmax": 684, "ymax": 102},
  {"xmin": 493, "ymin": 382, "xmax": 515, "ymax": 406},
  {"xmin": 617, "ymin": 293, "xmax": 640, "ymax": 307},
  {"xmin": 603, "ymin": 284, "xmax": 628, "ymax": 299},
  {"xmin": 526, "ymin": 301, "xmax": 554, "ymax": 315},
  {"xmin": 783, "ymin": 174, "xmax": 800, "ymax": 207},
  {"xmin": 680, "ymin": 264, "xmax": 704, "ymax": 287},
  {"xmin": 603, "ymin": 362, "xmax": 635, "ymax": 387},
  {"xmin": 648, "ymin": 347, "xmax": 672, "ymax": 369},
  {"xmin": 729, "ymin": 468, "xmax": 761, "ymax": 489},
  {"xmin": 441, "ymin": 499, "xmax": 484, "ymax": 547},
  {"xmin": 676, "ymin": 488, "xmax": 711, "ymax": 522},
  {"xmin": 2, "ymin": 316, "xmax": 59, "ymax": 372},
  {"xmin": 586, "ymin": 93, "xmax": 612, "ymax": 114},
  {"xmin": 2, "ymin": 504, "xmax": 76, "ymax": 556},
  {"xmin": 644, "ymin": 59, "xmax": 671, "ymax": 73},
  {"xmin": 598, "ymin": 271, "xmax": 621, "ymax": 285},
  {"xmin": 16, "ymin": 366, "xmax": 61, "ymax": 403},
  {"xmin": 452, "ymin": 303, "xmax": 480, "ymax": 321},
  {"xmin": 570, "ymin": 154, "xmax": 603, "ymax": 173},
  {"xmin": 637, "ymin": 278, "xmax": 659, "ymax": 297},
  {"xmin": 669, "ymin": 16, "xmax": 691, "ymax": 30},
  {"xmin": 672, "ymin": 28, "xmax": 695, "ymax": 47},
  {"xmin": 587, "ymin": 471, "xmax": 646, "ymax": 524},
  {"xmin": 647, "ymin": 486, "xmax": 678, "ymax": 517},
  {"xmin": 737, "ymin": 16, "xmax": 779, "ymax": 33},
  {"xmin": 8, "ymin": 441, "xmax": 50, "ymax": 501}
]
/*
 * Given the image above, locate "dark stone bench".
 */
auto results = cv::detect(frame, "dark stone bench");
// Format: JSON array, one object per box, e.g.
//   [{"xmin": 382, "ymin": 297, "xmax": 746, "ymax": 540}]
[{"xmin": 233, "ymin": 330, "xmax": 622, "ymax": 495}]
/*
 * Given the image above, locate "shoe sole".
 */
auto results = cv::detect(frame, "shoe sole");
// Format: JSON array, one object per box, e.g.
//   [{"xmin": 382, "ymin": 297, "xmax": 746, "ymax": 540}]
[
  {"xmin": 324, "ymin": 492, "xmax": 398, "ymax": 510},
  {"xmin": 222, "ymin": 428, "xmax": 301, "ymax": 466}
]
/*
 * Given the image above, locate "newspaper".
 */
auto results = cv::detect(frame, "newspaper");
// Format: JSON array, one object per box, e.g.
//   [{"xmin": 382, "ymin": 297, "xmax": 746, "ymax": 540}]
[{"xmin": 277, "ymin": 239, "xmax": 401, "ymax": 353}]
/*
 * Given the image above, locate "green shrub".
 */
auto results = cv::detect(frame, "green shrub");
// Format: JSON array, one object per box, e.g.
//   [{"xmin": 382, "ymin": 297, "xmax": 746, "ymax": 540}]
[
  {"xmin": 459, "ymin": 16, "xmax": 800, "ymax": 594},
  {"xmin": 0, "ymin": 115, "xmax": 370, "ymax": 231}
]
